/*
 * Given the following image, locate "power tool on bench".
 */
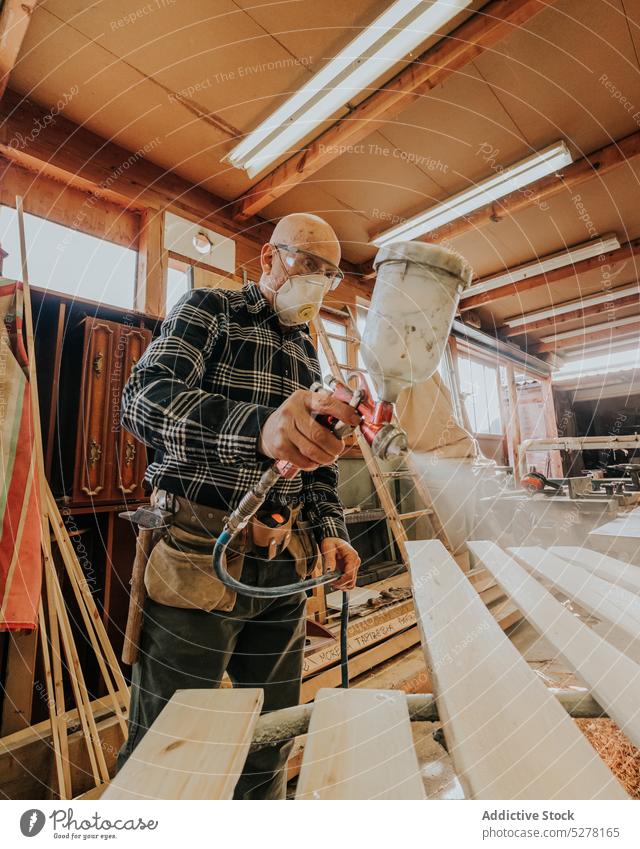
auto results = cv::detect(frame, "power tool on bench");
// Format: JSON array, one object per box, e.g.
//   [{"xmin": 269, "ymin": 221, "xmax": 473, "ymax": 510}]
[{"xmin": 520, "ymin": 471, "xmax": 564, "ymax": 496}]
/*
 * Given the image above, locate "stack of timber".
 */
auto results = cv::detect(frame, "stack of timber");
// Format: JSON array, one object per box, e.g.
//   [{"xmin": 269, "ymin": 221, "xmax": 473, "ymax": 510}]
[{"xmin": 404, "ymin": 539, "xmax": 637, "ymax": 798}]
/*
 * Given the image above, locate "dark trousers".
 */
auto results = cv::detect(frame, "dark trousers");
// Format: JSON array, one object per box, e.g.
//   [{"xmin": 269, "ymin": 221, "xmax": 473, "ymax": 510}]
[{"xmin": 117, "ymin": 551, "xmax": 307, "ymax": 799}]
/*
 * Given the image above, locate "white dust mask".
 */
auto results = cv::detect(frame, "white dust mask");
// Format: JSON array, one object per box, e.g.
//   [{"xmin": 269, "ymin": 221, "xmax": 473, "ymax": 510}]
[{"xmin": 272, "ymin": 273, "xmax": 329, "ymax": 326}]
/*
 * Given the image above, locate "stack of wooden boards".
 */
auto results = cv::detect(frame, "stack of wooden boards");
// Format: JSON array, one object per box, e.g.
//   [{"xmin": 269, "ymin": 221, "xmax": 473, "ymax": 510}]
[
  {"xmin": 103, "ymin": 541, "xmax": 638, "ymax": 800},
  {"xmin": 104, "ymin": 687, "xmax": 426, "ymax": 800},
  {"xmin": 407, "ymin": 540, "xmax": 638, "ymax": 799}
]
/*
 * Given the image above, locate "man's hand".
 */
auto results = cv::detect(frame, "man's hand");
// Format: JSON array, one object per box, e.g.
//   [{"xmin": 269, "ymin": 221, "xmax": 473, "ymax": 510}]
[
  {"xmin": 321, "ymin": 537, "xmax": 361, "ymax": 590},
  {"xmin": 258, "ymin": 388, "xmax": 361, "ymax": 471}
]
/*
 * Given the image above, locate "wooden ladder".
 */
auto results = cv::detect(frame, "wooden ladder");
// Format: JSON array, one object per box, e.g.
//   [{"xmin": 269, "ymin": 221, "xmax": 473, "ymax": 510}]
[{"xmin": 313, "ymin": 312, "xmax": 452, "ymax": 566}]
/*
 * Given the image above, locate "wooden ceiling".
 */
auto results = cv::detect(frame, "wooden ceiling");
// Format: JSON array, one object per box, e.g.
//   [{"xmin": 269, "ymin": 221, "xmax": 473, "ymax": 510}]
[{"xmin": 5, "ymin": 0, "xmax": 640, "ymax": 358}]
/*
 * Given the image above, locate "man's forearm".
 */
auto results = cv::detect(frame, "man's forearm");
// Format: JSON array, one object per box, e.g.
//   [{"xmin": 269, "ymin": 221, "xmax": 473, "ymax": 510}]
[{"xmin": 301, "ymin": 465, "xmax": 350, "ymax": 543}]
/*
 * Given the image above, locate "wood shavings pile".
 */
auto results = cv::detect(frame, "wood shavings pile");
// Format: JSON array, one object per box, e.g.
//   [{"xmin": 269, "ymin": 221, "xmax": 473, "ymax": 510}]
[{"xmin": 576, "ymin": 718, "xmax": 640, "ymax": 798}]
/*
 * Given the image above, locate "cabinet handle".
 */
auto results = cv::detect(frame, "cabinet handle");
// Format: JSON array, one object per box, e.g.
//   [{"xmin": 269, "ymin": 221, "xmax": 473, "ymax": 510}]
[
  {"xmin": 93, "ymin": 351, "xmax": 104, "ymax": 377},
  {"xmin": 124, "ymin": 440, "xmax": 136, "ymax": 467},
  {"xmin": 88, "ymin": 439, "xmax": 102, "ymax": 466}
]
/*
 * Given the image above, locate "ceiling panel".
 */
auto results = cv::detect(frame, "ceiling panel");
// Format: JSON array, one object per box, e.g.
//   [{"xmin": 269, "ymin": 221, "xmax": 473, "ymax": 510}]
[
  {"xmin": 447, "ymin": 157, "xmax": 640, "ymax": 295},
  {"xmin": 473, "ymin": 0, "xmax": 640, "ymax": 155}
]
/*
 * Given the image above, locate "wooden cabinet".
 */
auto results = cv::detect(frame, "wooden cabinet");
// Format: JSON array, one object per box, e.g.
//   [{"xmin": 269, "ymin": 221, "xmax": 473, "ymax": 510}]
[{"xmin": 73, "ymin": 318, "xmax": 151, "ymax": 504}]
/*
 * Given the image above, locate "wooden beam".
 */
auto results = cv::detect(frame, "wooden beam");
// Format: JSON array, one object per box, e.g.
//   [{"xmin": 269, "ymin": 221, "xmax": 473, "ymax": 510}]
[
  {"xmin": 0, "ymin": 154, "xmax": 140, "ymax": 248},
  {"xmin": 103, "ymin": 689, "xmax": 263, "ymax": 800},
  {"xmin": 296, "ymin": 688, "xmax": 425, "ymax": 800},
  {"xmin": 504, "ymin": 291, "xmax": 640, "ymax": 336},
  {"xmin": 0, "ymin": 90, "xmax": 271, "ymax": 267},
  {"xmin": 407, "ymin": 540, "xmax": 627, "ymax": 799},
  {"xmin": 540, "ymin": 377, "xmax": 562, "ymax": 477},
  {"xmin": 424, "ymin": 129, "xmax": 640, "ymax": 248},
  {"xmin": 232, "ymin": 0, "xmax": 553, "ymax": 221},
  {"xmin": 470, "ymin": 542, "xmax": 640, "ymax": 750},
  {"xmin": 505, "ymin": 363, "xmax": 522, "ymax": 482},
  {"xmin": 0, "ymin": 0, "xmax": 39, "ymax": 98},
  {"xmin": 461, "ymin": 237, "xmax": 640, "ymax": 311},
  {"xmin": 135, "ymin": 209, "xmax": 168, "ymax": 317},
  {"xmin": 532, "ymin": 319, "xmax": 640, "ymax": 352}
]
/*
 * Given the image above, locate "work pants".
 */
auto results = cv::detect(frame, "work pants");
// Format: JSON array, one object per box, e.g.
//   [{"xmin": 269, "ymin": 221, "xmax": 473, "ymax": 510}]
[{"xmin": 117, "ymin": 551, "xmax": 307, "ymax": 800}]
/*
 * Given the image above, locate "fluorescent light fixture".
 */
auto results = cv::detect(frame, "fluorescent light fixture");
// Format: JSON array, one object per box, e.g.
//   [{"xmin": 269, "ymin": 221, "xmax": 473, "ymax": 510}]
[
  {"xmin": 555, "ymin": 348, "xmax": 640, "ymax": 380},
  {"xmin": 468, "ymin": 233, "xmax": 620, "ymax": 302},
  {"xmin": 540, "ymin": 313, "xmax": 640, "ymax": 344},
  {"xmin": 505, "ymin": 275, "xmax": 634, "ymax": 328},
  {"xmin": 225, "ymin": 0, "xmax": 472, "ymax": 177},
  {"xmin": 372, "ymin": 141, "xmax": 573, "ymax": 246},
  {"xmin": 563, "ymin": 336, "xmax": 640, "ymax": 358}
]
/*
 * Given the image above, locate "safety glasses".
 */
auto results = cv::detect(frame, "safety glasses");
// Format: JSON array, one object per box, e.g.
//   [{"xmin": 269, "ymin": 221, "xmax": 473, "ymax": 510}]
[{"xmin": 271, "ymin": 243, "xmax": 344, "ymax": 290}]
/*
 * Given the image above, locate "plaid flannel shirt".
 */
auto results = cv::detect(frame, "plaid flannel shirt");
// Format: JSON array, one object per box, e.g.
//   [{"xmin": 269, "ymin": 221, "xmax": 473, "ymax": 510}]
[{"xmin": 121, "ymin": 282, "xmax": 349, "ymax": 543}]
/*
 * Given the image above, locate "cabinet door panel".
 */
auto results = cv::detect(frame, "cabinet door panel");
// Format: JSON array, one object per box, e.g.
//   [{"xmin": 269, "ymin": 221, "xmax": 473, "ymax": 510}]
[
  {"xmin": 114, "ymin": 327, "xmax": 151, "ymax": 500},
  {"xmin": 73, "ymin": 320, "xmax": 115, "ymax": 502}
]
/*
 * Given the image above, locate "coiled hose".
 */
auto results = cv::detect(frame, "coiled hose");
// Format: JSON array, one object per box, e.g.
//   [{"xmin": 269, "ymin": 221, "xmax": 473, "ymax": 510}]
[{"xmin": 213, "ymin": 528, "xmax": 350, "ymax": 687}]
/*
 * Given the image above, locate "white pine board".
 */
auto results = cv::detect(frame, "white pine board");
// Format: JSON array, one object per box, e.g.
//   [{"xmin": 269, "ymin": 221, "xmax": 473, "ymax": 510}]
[
  {"xmin": 407, "ymin": 540, "xmax": 626, "ymax": 800},
  {"xmin": 511, "ymin": 546, "xmax": 640, "ymax": 645},
  {"xmin": 103, "ymin": 688, "xmax": 263, "ymax": 800},
  {"xmin": 550, "ymin": 546, "xmax": 640, "ymax": 596},
  {"xmin": 296, "ymin": 688, "xmax": 425, "ymax": 800},
  {"xmin": 471, "ymin": 541, "xmax": 640, "ymax": 749}
]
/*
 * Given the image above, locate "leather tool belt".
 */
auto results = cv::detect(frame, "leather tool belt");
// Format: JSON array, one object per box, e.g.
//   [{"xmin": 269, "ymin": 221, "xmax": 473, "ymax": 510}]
[
  {"xmin": 152, "ymin": 488, "xmax": 309, "ymax": 561},
  {"xmin": 144, "ymin": 489, "xmax": 321, "ymax": 612}
]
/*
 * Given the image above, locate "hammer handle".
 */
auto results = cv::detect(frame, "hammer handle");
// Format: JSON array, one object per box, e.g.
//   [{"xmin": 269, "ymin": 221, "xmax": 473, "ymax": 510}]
[{"xmin": 121, "ymin": 528, "xmax": 154, "ymax": 666}]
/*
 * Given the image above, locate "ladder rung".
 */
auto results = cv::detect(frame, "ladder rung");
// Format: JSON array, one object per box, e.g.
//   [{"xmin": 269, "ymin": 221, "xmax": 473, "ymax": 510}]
[
  {"xmin": 397, "ymin": 509, "xmax": 433, "ymax": 520},
  {"xmin": 379, "ymin": 470, "xmax": 413, "ymax": 479}
]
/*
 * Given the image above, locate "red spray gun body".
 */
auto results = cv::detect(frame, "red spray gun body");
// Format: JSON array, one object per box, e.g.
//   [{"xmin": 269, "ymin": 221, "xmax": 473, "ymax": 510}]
[
  {"xmin": 215, "ymin": 376, "xmax": 408, "ymax": 599},
  {"xmin": 275, "ymin": 374, "xmax": 408, "ymax": 480}
]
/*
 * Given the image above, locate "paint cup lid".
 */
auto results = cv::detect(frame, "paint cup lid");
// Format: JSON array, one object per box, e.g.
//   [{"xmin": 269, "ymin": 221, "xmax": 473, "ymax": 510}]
[{"xmin": 374, "ymin": 241, "xmax": 473, "ymax": 287}]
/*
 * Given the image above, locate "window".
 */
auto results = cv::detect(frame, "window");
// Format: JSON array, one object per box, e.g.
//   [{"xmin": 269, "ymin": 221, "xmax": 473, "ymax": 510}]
[
  {"xmin": 317, "ymin": 315, "xmax": 349, "ymax": 384},
  {"xmin": 0, "ymin": 205, "xmax": 137, "ymax": 309},
  {"xmin": 458, "ymin": 354, "xmax": 503, "ymax": 435},
  {"xmin": 166, "ymin": 257, "xmax": 193, "ymax": 313}
]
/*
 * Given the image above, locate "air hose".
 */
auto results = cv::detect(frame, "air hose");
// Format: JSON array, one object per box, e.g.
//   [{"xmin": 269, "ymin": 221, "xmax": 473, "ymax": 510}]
[{"xmin": 213, "ymin": 515, "xmax": 350, "ymax": 688}]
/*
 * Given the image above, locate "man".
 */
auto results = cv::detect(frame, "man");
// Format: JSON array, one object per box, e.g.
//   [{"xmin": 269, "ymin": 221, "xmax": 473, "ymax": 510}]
[{"xmin": 118, "ymin": 212, "xmax": 361, "ymax": 799}]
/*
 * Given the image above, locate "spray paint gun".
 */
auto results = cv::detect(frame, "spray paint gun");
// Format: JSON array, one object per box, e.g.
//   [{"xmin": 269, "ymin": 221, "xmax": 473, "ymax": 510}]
[
  {"xmin": 213, "ymin": 374, "xmax": 408, "ymax": 600},
  {"xmin": 213, "ymin": 241, "xmax": 472, "ymax": 601}
]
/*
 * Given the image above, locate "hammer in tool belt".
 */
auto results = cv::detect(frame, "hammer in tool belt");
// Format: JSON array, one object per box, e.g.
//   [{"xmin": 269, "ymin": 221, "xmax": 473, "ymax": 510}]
[{"xmin": 120, "ymin": 503, "xmax": 174, "ymax": 665}]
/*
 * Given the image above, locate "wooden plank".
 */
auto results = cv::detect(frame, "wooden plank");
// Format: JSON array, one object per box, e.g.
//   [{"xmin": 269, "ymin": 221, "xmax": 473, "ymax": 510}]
[
  {"xmin": 510, "ymin": 546, "xmax": 640, "ymax": 646},
  {"xmin": 550, "ymin": 547, "xmax": 640, "ymax": 596},
  {"xmin": 407, "ymin": 540, "xmax": 626, "ymax": 799},
  {"xmin": 302, "ymin": 598, "xmax": 416, "ymax": 679},
  {"xmin": 296, "ymin": 688, "xmax": 425, "ymax": 800},
  {"xmin": 233, "ymin": 0, "xmax": 553, "ymax": 220},
  {"xmin": 0, "ymin": 0, "xmax": 39, "ymax": 98},
  {"xmin": 470, "ymin": 542, "xmax": 640, "ymax": 750},
  {"xmin": 103, "ymin": 689, "xmax": 263, "ymax": 800}
]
